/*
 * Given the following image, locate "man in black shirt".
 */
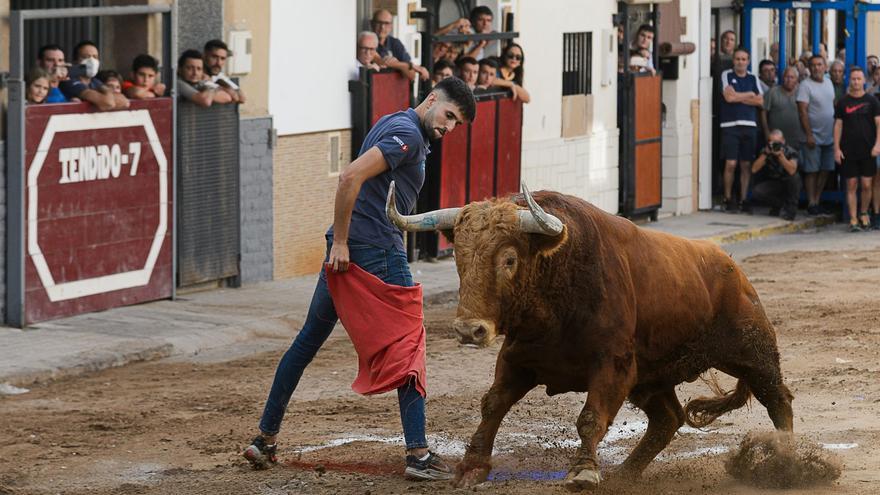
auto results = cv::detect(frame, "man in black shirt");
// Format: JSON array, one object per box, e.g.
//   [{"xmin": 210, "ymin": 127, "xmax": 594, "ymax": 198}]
[
  {"xmin": 751, "ymin": 129, "xmax": 800, "ymax": 220},
  {"xmin": 833, "ymin": 66, "xmax": 880, "ymax": 231}
]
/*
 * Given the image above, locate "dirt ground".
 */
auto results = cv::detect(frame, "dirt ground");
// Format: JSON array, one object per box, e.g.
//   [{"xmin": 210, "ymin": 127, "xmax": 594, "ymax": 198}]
[{"xmin": 1, "ymin": 249, "xmax": 879, "ymax": 495}]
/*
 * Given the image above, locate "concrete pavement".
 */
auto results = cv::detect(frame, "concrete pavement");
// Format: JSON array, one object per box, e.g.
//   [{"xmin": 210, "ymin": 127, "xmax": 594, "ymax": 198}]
[{"xmin": 0, "ymin": 209, "xmax": 835, "ymax": 389}]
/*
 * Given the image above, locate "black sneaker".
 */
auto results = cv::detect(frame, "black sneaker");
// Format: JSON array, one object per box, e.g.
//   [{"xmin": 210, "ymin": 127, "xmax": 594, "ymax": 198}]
[
  {"xmin": 404, "ymin": 451, "xmax": 453, "ymax": 481},
  {"xmin": 807, "ymin": 204, "xmax": 820, "ymax": 216},
  {"xmin": 243, "ymin": 436, "xmax": 278, "ymax": 470},
  {"xmin": 723, "ymin": 198, "xmax": 739, "ymax": 213},
  {"xmin": 739, "ymin": 200, "xmax": 752, "ymax": 214}
]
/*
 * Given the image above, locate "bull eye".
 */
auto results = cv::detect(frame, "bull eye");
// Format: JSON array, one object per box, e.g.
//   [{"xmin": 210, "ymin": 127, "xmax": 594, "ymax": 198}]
[{"xmin": 505, "ymin": 256, "xmax": 516, "ymax": 267}]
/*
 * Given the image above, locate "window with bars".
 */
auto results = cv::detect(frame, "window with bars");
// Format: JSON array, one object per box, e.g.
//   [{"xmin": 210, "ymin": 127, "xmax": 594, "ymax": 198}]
[{"xmin": 562, "ymin": 32, "xmax": 592, "ymax": 96}]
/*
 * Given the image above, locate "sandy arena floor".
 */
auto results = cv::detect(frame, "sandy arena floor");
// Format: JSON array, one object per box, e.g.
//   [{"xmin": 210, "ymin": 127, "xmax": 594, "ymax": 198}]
[{"xmin": 1, "ymin": 249, "xmax": 878, "ymax": 494}]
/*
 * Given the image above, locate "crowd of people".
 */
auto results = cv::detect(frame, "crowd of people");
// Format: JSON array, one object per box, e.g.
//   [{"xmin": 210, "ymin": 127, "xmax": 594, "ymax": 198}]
[
  {"xmin": 355, "ymin": 6, "xmax": 530, "ymax": 102},
  {"xmin": 712, "ymin": 30, "xmax": 880, "ymax": 231},
  {"xmin": 25, "ymin": 39, "xmax": 245, "ymax": 109}
]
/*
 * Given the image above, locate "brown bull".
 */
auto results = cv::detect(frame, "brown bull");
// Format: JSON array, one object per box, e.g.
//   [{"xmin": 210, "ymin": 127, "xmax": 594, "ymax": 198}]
[{"xmin": 387, "ymin": 182, "xmax": 794, "ymax": 491}]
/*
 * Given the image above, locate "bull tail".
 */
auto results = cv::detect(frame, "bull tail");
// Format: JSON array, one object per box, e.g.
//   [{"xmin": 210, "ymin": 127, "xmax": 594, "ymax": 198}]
[{"xmin": 684, "ymin": 376, "xmax": 751, "ymax": 428}]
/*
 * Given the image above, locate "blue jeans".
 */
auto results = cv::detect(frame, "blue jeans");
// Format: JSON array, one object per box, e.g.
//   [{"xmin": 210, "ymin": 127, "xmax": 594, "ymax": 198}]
[{"xmin": 259, "ymin": 240, "xmax": 428, "ymax": 450}]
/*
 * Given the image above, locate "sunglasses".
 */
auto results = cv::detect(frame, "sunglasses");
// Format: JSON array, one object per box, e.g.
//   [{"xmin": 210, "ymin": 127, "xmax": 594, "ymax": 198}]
[{"xmin": 505, "ymin": 54, "xmax": 523, "ymax": 61}]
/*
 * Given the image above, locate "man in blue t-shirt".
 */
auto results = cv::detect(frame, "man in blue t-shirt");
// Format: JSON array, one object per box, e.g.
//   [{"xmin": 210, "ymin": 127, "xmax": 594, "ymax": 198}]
[
  {"xmin": 244, "ymin": 77, "xmax": 476, "ymax": 480},
  {"xmin": 719, "ymin": 48, "xmax": 764, "ymax": 213}
]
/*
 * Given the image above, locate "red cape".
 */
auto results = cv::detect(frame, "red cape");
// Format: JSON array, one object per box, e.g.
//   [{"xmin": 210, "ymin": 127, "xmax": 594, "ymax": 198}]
[{"xmin": 325, "ymin": 263, "xmax": 427, "ymax": 397}]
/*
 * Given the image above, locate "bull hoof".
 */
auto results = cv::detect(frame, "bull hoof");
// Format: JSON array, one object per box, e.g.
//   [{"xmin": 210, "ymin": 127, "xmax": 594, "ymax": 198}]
[
  {"xmin": 563, "ymin": 468, "xmax": 601, "ymax": 492},
  {"xmin": 454, "ymin": 466, "xmax": 491, "ymax": 488}
]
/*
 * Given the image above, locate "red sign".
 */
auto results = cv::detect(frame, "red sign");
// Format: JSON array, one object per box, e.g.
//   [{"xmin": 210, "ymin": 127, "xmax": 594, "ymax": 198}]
[{"xmin": 23, "ymin": 100, "xmax": 173, "ymax": 324}]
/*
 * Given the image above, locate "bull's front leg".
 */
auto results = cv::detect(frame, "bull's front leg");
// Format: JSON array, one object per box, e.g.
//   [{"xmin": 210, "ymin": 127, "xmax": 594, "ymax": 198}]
[
  {"xmin": 564, "ymin": 353, "xmax": 636, "ymax": 492},
  {"xmin": 455, "ymin": 359, "xmax": 535, "ymax": 488}
]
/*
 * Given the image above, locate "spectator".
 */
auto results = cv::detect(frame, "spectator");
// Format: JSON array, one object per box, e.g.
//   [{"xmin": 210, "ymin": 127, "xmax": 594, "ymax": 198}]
[
  {"xmin": 719, "ymin": 48, "xmax": 764, "ymax": 213},
  {"xmin": 475, "ymin": 58, "xmax": 497, "ymax": 91},
  {"xmin": 829, "ymin": 60, "xmax": 846, "ymax": 103},
  {"xmin": 431, "ymin": 59, "xmax": 454, "ymax": 85},
  {"xmin": 833, "ymin": 66, "xmax": 880, "ymax": 231},
  {"xmin": 355, "ymin": 31, "xmax": 382, "ymax": 75},
  {"xmin": 797, "ymin": 55, "xmax": 836, "ymax": 216},
  {"xmin": 204, "ymin": 39, "xmax": 246, "ymax": 104},
  {"xmin": 758, "ymin": 59, "xmax": 777, "ymax": 93},
  {"xmin": 496, "ymin": 44, "xmax": 530, "ymax": 102},
  {"xmin": 123, "ymin": 54, "xmax": 166, "ymax": 99},
  {"xmin": 464, "ymin": 6, "xmax": 497, "ymax": 60},
  {"xmin": 177, "ymin": 49, "xmax": 231, "ymax": 107},
  {"xmin": 434, "ymin": 17, "xmax": 471, "ymax": 37},
  {"xmin": 95, "ymin": 70, "xmax": 122, "ymax": 93},
  {"xmin": 837, "ymin": 47, "xmax": 846, "ymax": 63},
  {"xmin": 37, "ymin": 45, "xmax": 69, "ymax": 103},
  {"xmin": 720, "ymin": 30, "xmax": 736, "ymax": 59},
  {"xmin": 60, "ymin": 40, "xmax": 128, "ymax": 111},
  {"xmin": 432, "ymin": 41, "xmax": 452, "ymax": 64},
  {"xmin": 867, "ymin": 54, "xmax": 879, "ymax": 76},
  {"xmin": 762, "ymin": 67, "xmax": 804, "ymax": 148},
  {"xmin": 710, "ymin": 37, "xmax": 716, "ymax": 59},
  {"xmin": 631, "ymin": 24, "xmax": 656, "ymax": 74},
  {"xmin": 751, "ymin": 129, "xmax": 800, "ymax": 221},
  {"xmin": 869, "ymin": 65, "xmax": 880, "ymax": 95},
  {"xmin": 25, "ymin": 68, "xmax": 50, "ymax": 104},
  {"xmin": 456, "ymin": 56, "xmax": 479, "ymax": 90},
  {"xmin": 796, "ymin": 59, "xmax": 809, "ymax": 82},
  {"xmin": 818, "ymin": 43, "xmax": 828, "ymax": 62},
  {"xmin": 770, "ymin": 42, "xmax": 780, "ymax": 65},
  {"xmin": 371, "ymin": 9, "xmax": 429, "ymax": 81}
]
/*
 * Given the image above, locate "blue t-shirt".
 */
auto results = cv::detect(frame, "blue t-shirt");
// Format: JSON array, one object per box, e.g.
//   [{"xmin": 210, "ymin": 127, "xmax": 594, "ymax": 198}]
[
  {"xmin": 45, "ymin": 87, "xmax": 68, "ymax": 103},
  {"xmin": 327, "ymin": 108, "xmax": 429, "ymax": 252},
  {"xmin": 377, "ymin": 35, "xmax": 411, "ymax": 63},
  {"xmin": 59, "ymin": 78, "xmax": 104, "ymax": 100},
  {"xmin": 719, "ymin": 69, "xmax": 762, "ymax": 128}
]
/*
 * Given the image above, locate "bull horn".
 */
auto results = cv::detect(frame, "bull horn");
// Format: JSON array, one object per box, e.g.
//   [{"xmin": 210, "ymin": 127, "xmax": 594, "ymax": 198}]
[
  {"xmin": 518, "ymin": 183, "xmax": 564, "ymax": 236},
  {"xmin": 386, "ymin": 181, "xmax": 460, "ymax": 231}
]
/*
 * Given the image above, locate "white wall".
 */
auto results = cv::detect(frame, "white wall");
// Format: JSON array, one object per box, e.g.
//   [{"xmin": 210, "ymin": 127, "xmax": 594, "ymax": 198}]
[
  {"xmin": 515, "ymin": 0, "xmax": 617, "ymax": 141},
  {"xmin": 269, "ymin": 0, "xmax": 356, "ymax": 135}
]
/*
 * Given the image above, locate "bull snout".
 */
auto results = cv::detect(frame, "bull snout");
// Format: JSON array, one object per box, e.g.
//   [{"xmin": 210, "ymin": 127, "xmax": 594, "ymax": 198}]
[{"xmin": 453, "ymin": 318, "xmax": 497, "ymax": 347}]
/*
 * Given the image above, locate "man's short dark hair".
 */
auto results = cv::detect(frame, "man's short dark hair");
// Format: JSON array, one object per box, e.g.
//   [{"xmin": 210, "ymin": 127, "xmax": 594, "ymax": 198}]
[
  {"xmin": 433, "ymin": 59, "xmax": 454, "ymax": 75},
  {"xmin": 73, "ymin": 40, "xmax": 98, "ymax": 59},
  {"xmin": 132, "ymin": 54, "xmax": 160, "ymax": 73},
  {"xmin": 432, "ymin": 76, "xmax": 476, "ymax": 123},
  {"xmin": 178, "ymin": 49, "xmax": 203, "ymax": 69},
  {"xmin": 850, "ymin": 65, "xmax": 865, "ymax": 76},
  {"xmin": 809, "ymin": 54, "xmax": 826, "ymax": 65},
  {"xmin": 204, "ymin": 39, "xmax": 230, "ymax": 54},
  {"xmin": 478, "ymin": 58, "xmax": 498, "ymax": 69},
  {"xmin": 637, "ymin": 24, "xmax": 655, "ymax": 35},
  {"xmin": 758, "ymin": 59, "xmax": 775, "ymax": 71},
  {"xmin": 733, "ymin": 47, "xmax": 750, "ymax": 59},
  {"xmin": 470, "ymin": 5, "xmax": 493, "ymax": 22},
  {"xmin": 456, "ymin": 56, "xmax": 478, "ymax": 69},
  {"xmin": 38, "ymin": 44, "xmax": 64, "ymax": 60}
]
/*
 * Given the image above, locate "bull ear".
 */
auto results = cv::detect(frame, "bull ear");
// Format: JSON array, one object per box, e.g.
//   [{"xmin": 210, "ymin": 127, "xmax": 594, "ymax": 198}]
[
  {"xmin": 441, "ymin": 228, "xmax": 455, "ymax": 244},
  {"xmin": 529, "ymin": 225, "xmax": 568, "ymax": 257}
]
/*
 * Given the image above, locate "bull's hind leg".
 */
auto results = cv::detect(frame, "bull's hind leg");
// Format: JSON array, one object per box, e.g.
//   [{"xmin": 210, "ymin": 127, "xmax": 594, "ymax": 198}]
[
  {"xmin": 564, "ymin": 356, "xmax": 636, "ymax": 492},
  {"xmin": 618, "ymin": 387, "xmax": 685, "ymax": 478},
  {"xmin": 722, "ymin": 312, "xmax": 794, "ymax": 432},
  {"xmin": 454, "ymin": 358, "xmax": 536, "ymax": 488}
]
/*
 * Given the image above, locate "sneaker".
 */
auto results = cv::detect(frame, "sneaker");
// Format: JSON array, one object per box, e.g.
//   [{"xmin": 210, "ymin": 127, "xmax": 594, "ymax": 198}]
[
  {"xmin": 723, "ymin": 198, "xmax": 739, "ymax": 213},
  {"xmin": 872, "ymin": 212, "xmax": 880, "ymax": 230},
  {"xmin": 739, "ymin": 200, "xmax": 752, "ymax": 214},
  {"xmin": 850, "ymin": 222, "xmax": 864, "ymax": 233},
  {"xmin": 404, "ymin": 451, "xmax": 454, "ymax": 481},
  {"xmin": 243, "ymin": 436, "xmax": 278, "ymax": 470},
  {"xmin": 781, "ymin": 209, "xmax": 796, "ymax": 221},
  {"xmin": 807, "ymin": 204, "xmax": 820, "ymax": 216}
]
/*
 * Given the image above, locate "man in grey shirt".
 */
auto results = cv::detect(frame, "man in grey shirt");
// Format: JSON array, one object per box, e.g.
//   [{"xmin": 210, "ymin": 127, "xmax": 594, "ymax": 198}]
[
  {"xmin": 797, "ymin": 55, "xmax": 836, "ymax": 215},
  {"xmin": 762, "ymin": 67, "xmax": 804, "ymax": 149}
]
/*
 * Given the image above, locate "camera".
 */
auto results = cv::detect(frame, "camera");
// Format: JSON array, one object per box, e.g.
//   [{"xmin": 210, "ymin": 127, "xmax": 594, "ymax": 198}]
[{"xmin": 768, "ymin": 141, "xmax": 783, "ymax": 153}]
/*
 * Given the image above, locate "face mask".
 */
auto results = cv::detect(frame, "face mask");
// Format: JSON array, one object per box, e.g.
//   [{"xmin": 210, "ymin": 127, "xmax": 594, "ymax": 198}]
[{"xmin": 81, "ymin": 57, "xmax": 100, "ymax": 78}]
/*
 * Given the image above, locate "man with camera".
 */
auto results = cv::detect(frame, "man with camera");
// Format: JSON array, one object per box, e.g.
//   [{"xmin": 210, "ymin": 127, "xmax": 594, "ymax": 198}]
[{"xmin": 751, "ymin": 129, "xmax": 800, "ymax": 221}]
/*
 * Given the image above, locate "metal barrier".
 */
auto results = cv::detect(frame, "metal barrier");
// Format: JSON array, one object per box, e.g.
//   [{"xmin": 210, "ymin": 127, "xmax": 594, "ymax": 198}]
[
  {"xmin": 176, "ymin": 101, "xmax": 241, "ymax": 287},
  {"xmin": 417, "ymin": 90, "xmax": 524, "ymax": 259},
  {"xmin": 349, "ymin": 68, "xmax": 414, "ymax": 157}
]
